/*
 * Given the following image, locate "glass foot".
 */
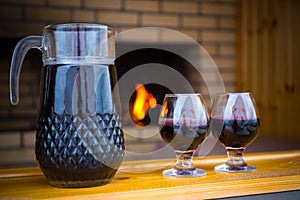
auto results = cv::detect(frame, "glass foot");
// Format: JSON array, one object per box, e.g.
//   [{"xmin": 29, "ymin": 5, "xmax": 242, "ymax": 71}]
[
  {"xmin": 162, "ymin": 168, "xmax": 206, "ymax": 177},
  {"xmin": 214, "ymin": 163, "xmax": 257, "ymax": 173}
]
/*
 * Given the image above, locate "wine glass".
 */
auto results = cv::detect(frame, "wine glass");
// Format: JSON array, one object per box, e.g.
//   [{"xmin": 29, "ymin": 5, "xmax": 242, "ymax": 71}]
[
  {"xmin": 159, "ymin": 93, "xmax": 209, "ymax": 177},
  {"xmin": 210, "ymin": 92, "xmax": 260, "ymax": 172}
]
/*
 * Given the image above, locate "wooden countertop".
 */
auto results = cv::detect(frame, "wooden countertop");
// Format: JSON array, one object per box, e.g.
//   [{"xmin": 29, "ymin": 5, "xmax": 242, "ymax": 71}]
[{"xmin": 0, "ymin": 150, "xmax": 300, "ymax": 199}]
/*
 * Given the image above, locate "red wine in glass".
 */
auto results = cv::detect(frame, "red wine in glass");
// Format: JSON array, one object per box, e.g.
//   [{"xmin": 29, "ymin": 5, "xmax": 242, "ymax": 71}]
[
  {"xmin": 159, "ymin": 93, "xmax": 209, "ymax": 177},
  {"xmin": 160, "ymin": 119, "xmax": 209, "ymax": 151},
  {"xmin": 211, "ymin": 117, "xmax": 260, "ymax": 148},
  {"xmin": 210, "ymin": 92, "xmax": 260, "ymax": 172}
]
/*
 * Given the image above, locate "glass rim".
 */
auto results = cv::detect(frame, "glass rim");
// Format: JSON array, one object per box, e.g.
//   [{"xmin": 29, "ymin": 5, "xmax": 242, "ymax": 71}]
[
  {"xmin": 214, "ymin": 92, "xmax": 252, "ymax": 96},
  {"xmin": 43, "ymin": 23, "xmax": 115, "ymax": 32}
]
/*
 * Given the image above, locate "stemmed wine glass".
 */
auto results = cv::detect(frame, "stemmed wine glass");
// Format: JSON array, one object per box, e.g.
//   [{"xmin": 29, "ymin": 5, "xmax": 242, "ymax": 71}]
[
  {"xmin": 210, "ymin": 92, "xmax": 260, "ymax": 172},
  {"xmin": 159, "ymin": 93, "xmax": 210, "ymax": 177}
]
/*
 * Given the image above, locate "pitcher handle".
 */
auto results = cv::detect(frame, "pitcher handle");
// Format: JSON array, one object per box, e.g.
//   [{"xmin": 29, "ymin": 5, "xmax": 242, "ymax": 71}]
[{"xmin": 10, "ymin": 36, "xmax": 42, "ymax": 105}]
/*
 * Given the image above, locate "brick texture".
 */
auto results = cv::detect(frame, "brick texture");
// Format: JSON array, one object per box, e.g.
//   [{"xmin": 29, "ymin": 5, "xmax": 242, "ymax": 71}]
[
  {"xmin": 97, "ymin": 11, "xmax": 138, "ymax": 25},
  {"xmin": 221, "ymin": 71, "xmax": 236, "ymax": 83},
  {"xmin": 85, "ymin": 0, "xmax": 121, "ymax": 10},
  {"xmin": 0, "ymin": 149, "xmax": 35, "ymax": 167},
  {"xmin": 162, "ymin": 1, "xmax": 198, "ymax": 14},
  {"xmin": 25, "ymin": 7, "xmax": 71, "ymax": 22},
  {"xmin": 72, "ymin": 10, "xmax": 95, "ymax": 22},
  {"xmin": 202, "ymin": 31, "xmax": 235, "ymax": 43},
  {"xmin": 213, "ymin": 57, "xmax": 236, "ymax": 70},
  {"xmin": 202, "ymin": 44, "xmax": 217, "ymax": 56},
  {"xmin": 220, "ymin": 45, "xmax": 235, "ymax": 56},
  {"xmin": 220, "ymin": 18, "xmax": 236, "ymax": 29},
  {"xmin": 0, "ymin": 132, "xmax": 20, "ymax": 148},
  {"xmin": 178, "ymin": 29, "xmax": 198, "ymax": 42},
  {"xmin": 182, "ymin": 16, "xmax": 217, "ymax": 28},
  {"xmin": 201, "ymin": 3, "xmax": 236, "ymax": 16},
  {"xmin": 141, "ymin": 14, "xmax": 178, "ymax": 27},
  {"xmin": 126, "ymin": 0, "xmax": 159, "ymax": 12},
  {"xmin": 23, "ymin": 131, "xmax": 36, "ymax": 148},
  {"xmin": 48, "ymin": 0, "xmax": 81, "ymax": 7}
]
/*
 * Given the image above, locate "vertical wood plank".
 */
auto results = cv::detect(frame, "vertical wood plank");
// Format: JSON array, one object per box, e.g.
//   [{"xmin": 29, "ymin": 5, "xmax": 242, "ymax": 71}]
[
  {"xmin": 251, "ymin": 0, "xmax": 258, "ymax": 97},
  {"xmin": 273, "ymin": 0, "xmax": 281, "ymax": 138},
  {"xmin": 237, "ymin": 0, "xmax": 248, "ymax": 91},
  {"xmin": 286, "ymin": 0, "xmax": 293, "ymax": 88},
  {"xmin": 261, "ymin": 0, "xmax": 269, "ymax": 136},
  {"xmin": 286, "ymin": 0, "xmax": 294, "ymax": 139},
  {"xmin": 277, "ymin": 0, "xmax": 286, "ymax": 138},
  {"xmin": 245, "ymin": 0, "xmax": 252, "ymax": 93}
]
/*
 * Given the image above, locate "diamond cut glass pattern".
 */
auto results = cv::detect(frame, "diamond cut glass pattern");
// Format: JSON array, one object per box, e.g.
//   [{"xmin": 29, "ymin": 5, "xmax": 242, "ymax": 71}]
[{"xmin": 35, "ymin": 113, "xmax": 124, "ymax": 186}]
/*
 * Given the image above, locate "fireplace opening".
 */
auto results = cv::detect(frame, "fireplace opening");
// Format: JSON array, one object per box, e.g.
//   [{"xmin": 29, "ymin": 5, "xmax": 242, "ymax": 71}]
[{"xmin": 115, "ymin": 44, "xmax": 203, "ymax": 127}]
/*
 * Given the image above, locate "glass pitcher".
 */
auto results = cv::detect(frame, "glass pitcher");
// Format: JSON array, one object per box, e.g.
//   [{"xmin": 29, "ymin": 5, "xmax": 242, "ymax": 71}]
[{"xmin": 9, "ymin": 23, "xmax": 125, "ymax": 188}]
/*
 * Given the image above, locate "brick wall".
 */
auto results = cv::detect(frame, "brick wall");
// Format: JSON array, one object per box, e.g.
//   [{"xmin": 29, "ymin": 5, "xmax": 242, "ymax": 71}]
[{"xmin": 0, "ymin": 0, "xmax": 237, "ymax": 167}]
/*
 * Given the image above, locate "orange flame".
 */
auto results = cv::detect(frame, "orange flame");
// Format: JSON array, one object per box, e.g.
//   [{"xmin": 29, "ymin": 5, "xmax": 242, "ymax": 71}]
[
  {"xmin": 160, "ymin": 101, "xmax": 168, "ymax": 117},
  {"xmin": 132, "ymin": 84, "xmax": 157, "ymax": 121}
]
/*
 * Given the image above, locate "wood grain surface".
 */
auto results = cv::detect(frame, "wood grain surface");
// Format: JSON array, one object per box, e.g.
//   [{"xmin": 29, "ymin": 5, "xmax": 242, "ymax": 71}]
[{"xmin": 0, "ymin": 150, "xmax": 299, "ymax": 199}]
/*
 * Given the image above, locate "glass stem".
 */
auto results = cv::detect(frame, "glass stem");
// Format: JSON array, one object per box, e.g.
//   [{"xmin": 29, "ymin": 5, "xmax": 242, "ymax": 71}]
[
  {"xmin": 175, "ymin": 151, "xmax": 195, "ymax": 170},
  {"xmin": 226, "ymin": 148, "xmax": 247, "ymax": 167}
]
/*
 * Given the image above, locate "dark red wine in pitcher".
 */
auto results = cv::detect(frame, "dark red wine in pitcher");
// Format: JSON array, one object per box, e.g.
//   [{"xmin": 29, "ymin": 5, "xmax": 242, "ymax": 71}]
[
  {"xmin": 160, "ymin": 119, "xmax": 209, "ymax": 151},
  {"xmin": 35, "ymin": 64, "xmax": 124, "ymax": 187},
  {"xmin": 211, "ymin": 117, "xmax": 260, "ymax": 148}
]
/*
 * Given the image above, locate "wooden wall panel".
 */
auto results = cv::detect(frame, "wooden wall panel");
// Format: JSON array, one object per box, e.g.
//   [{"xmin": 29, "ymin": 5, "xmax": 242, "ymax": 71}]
[{"xmin": 237, "ymin": 0, "xmax": 300, "ymax": 140}]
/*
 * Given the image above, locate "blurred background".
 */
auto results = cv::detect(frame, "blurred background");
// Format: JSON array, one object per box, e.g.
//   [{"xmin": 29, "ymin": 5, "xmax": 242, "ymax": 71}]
[{"xmin": 0, "ymin": 0, "xmax": 299, "ymax": 167}]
